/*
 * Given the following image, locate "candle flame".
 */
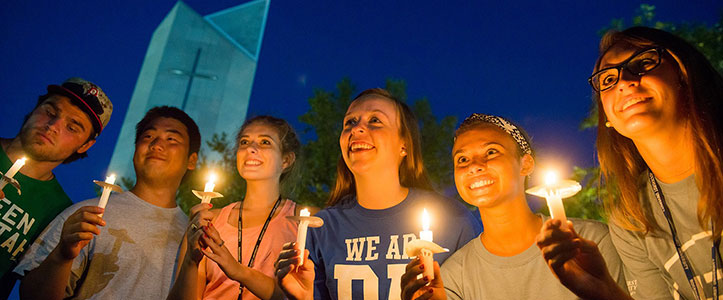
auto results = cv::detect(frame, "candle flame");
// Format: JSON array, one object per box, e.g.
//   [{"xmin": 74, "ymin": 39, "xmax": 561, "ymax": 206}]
[
  {"xmin": 300, "ymin": 208, "xmax": 310, "ymax": 217},
  {"xmin": 19, "ymin": 157, "xmax": 27, "ymax": 165},
  {"xmin": 207, "ymin": 173, "xmax": 217, "ymax": 184},
  {"xmin": 422, "ymin": 208, "xmax": 430, "ymax": 231},
  {"xmin": 105, "ymin": 173, "xmax": 116, "ymax": 184},
  {"xmin": 544, "ymin": 170, "xmax": 558, "ymax": 186}
]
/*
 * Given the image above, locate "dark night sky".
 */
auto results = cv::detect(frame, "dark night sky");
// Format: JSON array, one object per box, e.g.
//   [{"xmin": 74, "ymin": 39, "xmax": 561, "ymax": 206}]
[{"xmin": 1, "ymin": 0, "xmax": 720, "ymax": 203}]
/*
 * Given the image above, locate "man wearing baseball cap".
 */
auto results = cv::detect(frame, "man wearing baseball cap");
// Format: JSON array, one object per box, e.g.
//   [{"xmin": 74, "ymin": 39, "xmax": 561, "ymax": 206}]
[{"xmin": 0, "ymin": 77, "xmax": 112, "ymax": 297}]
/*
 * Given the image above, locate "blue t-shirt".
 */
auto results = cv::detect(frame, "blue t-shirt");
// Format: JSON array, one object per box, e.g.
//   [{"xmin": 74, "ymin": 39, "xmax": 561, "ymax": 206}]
[{"xmin": 308, "ymin": 188, "xmax": 482, "ymax": 300}]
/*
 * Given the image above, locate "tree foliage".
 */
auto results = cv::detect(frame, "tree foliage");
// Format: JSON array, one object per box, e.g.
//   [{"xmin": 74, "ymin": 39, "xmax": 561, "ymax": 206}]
[{"xmin": 569, "ymin": 5, "xmax": 723, "ymax": 221}]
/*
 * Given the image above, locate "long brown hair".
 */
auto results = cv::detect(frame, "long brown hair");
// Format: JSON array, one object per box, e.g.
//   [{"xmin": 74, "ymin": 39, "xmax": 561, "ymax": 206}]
[
  {"xmin": 236, "ymin": 115, "xmax": 302, "ymax": 198},
  {"xmin": 327, "ymin": 88, "xmax": 433, "ymax": 206},
  {"xmin": 594, "ymin": 27, "xmax": 723, "ymax": 236}
]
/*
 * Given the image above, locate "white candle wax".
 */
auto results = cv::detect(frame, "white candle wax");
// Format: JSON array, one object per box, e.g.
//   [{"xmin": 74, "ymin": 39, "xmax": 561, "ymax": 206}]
[
  {"xmin": 297, "ymin": 208, "xmax": 310, "ymax": 265},
  {"xmin": 544, "ymin": 171, "xmax": 567, "ymax": 225},
  {"xmin": 97, "ymin": 174, "xmax": 116, "ymax": 217},
  {"xmin": 546, "ymin": 193, "xmax": 567, "ymax": 223},
  {"xmin": 419, "ymin": 208, "xmax": 435, "ymax": 279},
  {"xmin": 4, "ymin": 157, "xmax": 27, "ymax": 179}
]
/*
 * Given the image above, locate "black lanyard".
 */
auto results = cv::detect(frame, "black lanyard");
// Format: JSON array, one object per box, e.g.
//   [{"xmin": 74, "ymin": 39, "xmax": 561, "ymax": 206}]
[
  {"xmin": 648, "ymin": 171, "xmax": 721, "ymax": 300},
  {"xmin": 237, "ymin": 196, "xmax": 282, "ymax": 299}
]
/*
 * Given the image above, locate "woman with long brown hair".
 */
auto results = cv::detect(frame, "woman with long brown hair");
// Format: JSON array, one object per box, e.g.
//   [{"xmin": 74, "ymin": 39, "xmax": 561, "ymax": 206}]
[
  {"xmin": 537, "ymin": 26, "xmax": 723, "ymax": 300},
  {"xmin": 275, "ymin": 88, "xmax": 481, "ymax": 300}
]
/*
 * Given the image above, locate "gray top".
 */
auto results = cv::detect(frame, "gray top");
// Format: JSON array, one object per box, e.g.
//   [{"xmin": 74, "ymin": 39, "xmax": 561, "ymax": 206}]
[
  {"xmin": 14, "ymin": 191, "xmax": 187, "ymax": 300},
  {"xmin": 441, "ymin": 214, "xmax": 625, "ymax": 300},
  {"xmin": 609, "ymin": 174, "xmax": 722, "ymax": 299}
]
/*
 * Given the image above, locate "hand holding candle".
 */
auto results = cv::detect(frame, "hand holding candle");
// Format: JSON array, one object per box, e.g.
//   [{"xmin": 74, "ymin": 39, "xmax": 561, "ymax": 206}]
[
  {"xmin": 93, "ymin": 173, "xmax": 122, "ymax": 217},
  {"xmin": 192, "ymin": 172, "xmax": 223, "ymax": 204},
  {"xmin": 526, "ymin": 169, "xmax": 581, "ymax": 227},
  {"xmin": 406, "ymin": 208, "xmax": 449, "ymax": 281},
  {"xmin": 286, "ymin": 208, "xmax": 323, "ymax": 266},
  {"xmin": 0, "ymin": 157, "xmax": 26, "ymax": 193}
]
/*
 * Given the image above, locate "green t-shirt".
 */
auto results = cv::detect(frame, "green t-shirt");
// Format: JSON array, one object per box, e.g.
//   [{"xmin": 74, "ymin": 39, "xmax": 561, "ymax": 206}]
[{"xmin": 0, "ymin": 146, "xmax": 71, "ymax": 284}]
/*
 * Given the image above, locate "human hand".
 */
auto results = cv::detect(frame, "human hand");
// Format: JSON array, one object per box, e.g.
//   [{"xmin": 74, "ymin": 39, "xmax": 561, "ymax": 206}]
[
  {"xmin": 401, "ymin": 257, "xmax": 446, "ymax": 300},
  {"xmin": 275, "ymin": 242, "xmax": 314, "ymax": 300},
  {"xmin": 185, "ymin": 202, "xmax": 214, "ymax": 264},
  {"xmin": 200, "ymin": 223, "xmax": 243, "ymax": 280},
  {"xmin": 56, "ymin": 206, "xmax": 105, "ymax": 260},
  {"xmin": 536, "ymin": 219, "xmax": 626, "ymax": 300}
]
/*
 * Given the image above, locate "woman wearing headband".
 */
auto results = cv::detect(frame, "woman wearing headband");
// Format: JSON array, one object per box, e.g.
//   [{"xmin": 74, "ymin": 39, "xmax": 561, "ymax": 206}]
[
  {"xmin": 537, "ymin": 27, "xmax": 723, "ymax": 300},
  {"xmin": 274, "ymin": 88, "xmax": 481, "ymax": 300},
  {"xmin": 400, "ymin": 113, "xmax": 624, "ymax": 299}
]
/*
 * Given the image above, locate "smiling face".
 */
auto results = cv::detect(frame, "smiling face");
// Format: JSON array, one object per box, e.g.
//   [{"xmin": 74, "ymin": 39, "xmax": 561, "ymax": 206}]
[
  {"xmin": 236, "ymin": 122, "xmax": 291, "ymax": 182},
  {"xmin": 18, "ymin": 95, "xmax": 95, "ymax": 162},
  {"xmin": 453, "ymin": 125, "xmax": 533, "ymax": 208},
  {"xmin": 133, "ymin": 117, "xmax": 196, "ymax": 184},
  {"xmin": 339, "ymin": 97, "xmax": 407, "ymax": 176},
  {"xmin": 598, "ymin": 44, "xmax": 685, "ymax": 139}
]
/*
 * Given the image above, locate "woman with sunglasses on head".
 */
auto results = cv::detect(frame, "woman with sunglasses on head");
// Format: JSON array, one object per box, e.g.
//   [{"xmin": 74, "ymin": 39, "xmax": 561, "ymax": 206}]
[
  {"xmin": 537, "ymin": 26, "xmax": 723, "ymax": 300},
  {"xmin": 168, "ymin": 116, "xmax": 311, "ymax": 300},
  {"xmin": 400, "ymin": 114, "xmax": 624, "ymax": 300},
  {"xmin": 274, "ymin": 88, "xmax": 481, "ymax": 300}
]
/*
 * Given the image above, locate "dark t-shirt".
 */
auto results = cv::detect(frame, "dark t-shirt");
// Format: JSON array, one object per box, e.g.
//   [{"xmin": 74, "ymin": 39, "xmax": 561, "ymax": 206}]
[{"xmin": 0, "ymin": 146, "xmax": 71, "ymax": 297}]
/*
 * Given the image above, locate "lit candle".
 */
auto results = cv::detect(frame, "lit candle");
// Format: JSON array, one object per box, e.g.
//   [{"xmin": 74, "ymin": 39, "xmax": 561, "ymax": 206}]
[
  {"xmin": 204, "ymin": 173, "xmax": 216, "ymax": 192},
  {"xmin": 202, "ymin": 173, "xmax": 216, "ymax": 203},
  {"xmin": 1, "ymin": 157, "xmax": 26, "ymax": 191},
  {"xmin": 97, "ymin": 174, "xmax": 116, "ymax": 211},
  {"xmin": 5, "ymin": 157, "xmax": 26, "ymax": 179},
  {"xmin": 544, "ymin": 171, "xmax": 567, "ymax": 224},
  {"xmin": 93, "ymin": 173, "xmax": 122, "ymax": 218},
  {"xmin": 296, "ymin": 208, "xmax": 310, "ymax": 265},
  {"xmin": 419, "ymin": 208, "xmax": 435, "ymax": 279}
]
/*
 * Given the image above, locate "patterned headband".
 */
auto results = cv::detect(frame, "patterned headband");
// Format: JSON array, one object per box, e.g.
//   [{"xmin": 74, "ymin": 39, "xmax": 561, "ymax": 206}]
[{"xmin": 457, "ymin": 113, "xmax": 533, "ymax": 155}]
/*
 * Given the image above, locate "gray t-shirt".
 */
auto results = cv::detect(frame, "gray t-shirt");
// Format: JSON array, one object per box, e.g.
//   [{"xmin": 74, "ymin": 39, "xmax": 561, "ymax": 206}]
[
  {"xmin": 14, "ymin": 191, "xmax": 187, "ymax": 299},
  {"xmin": 441, "ymin": 215, "xmax": 625, "ymax": 300},
  {"xmin": 610, "ymin": 173, "xmax": 722, "ymax": 300}
]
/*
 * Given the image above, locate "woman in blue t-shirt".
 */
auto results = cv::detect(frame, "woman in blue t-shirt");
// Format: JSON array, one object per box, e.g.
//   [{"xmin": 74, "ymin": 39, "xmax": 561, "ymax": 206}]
[{"xmin": 274, "ymin": 88, "xmax": 480, "ymax": 300}]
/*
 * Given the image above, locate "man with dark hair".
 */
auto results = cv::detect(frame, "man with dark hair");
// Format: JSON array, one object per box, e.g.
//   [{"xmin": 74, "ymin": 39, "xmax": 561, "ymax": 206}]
[
  {"xmin": 0, "ymin": 78, "xmax": 112, "ymax": 298},
  {"xmin": 15, "ymin": 106, "xmax": 200, "ymax": 300}
]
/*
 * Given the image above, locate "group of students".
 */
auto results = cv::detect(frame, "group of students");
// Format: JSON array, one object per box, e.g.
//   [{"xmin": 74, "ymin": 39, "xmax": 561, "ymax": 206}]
[{"xmin": 0, "ymin": 26, "xmax": 721, "ymax": 300}]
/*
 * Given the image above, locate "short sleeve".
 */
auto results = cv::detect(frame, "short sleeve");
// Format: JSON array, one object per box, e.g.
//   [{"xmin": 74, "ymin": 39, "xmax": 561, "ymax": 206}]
[
  {"xmin": 609, "ymin": 223, "xmax": 672, "ymax": 299},
  {"xmin": 595, "ymin": 227, "xmax": 627, "ymax": 290},
  {"xmin": 13, "ymin": 205, "xmax": 89, "ymax": 297},
  {"xmin": 440, "ymin": 253, "xmax": 464, "ymax": 300}
]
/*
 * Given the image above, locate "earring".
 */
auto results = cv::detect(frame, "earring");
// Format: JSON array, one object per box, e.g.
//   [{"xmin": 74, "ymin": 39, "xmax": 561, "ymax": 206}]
[
  {"xmin": 400, "ymin": 149, "xmax": 407, "ymax": 156},
  {"xmin": 605, "ymin": 121, "xmax": 612, "ymax": 128}
]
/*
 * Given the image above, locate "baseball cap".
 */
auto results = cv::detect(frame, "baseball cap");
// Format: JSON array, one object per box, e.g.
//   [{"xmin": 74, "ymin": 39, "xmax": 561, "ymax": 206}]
[{"xmin": 47, "ymin": 77, "xmax": 113, "ymax": 138}]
